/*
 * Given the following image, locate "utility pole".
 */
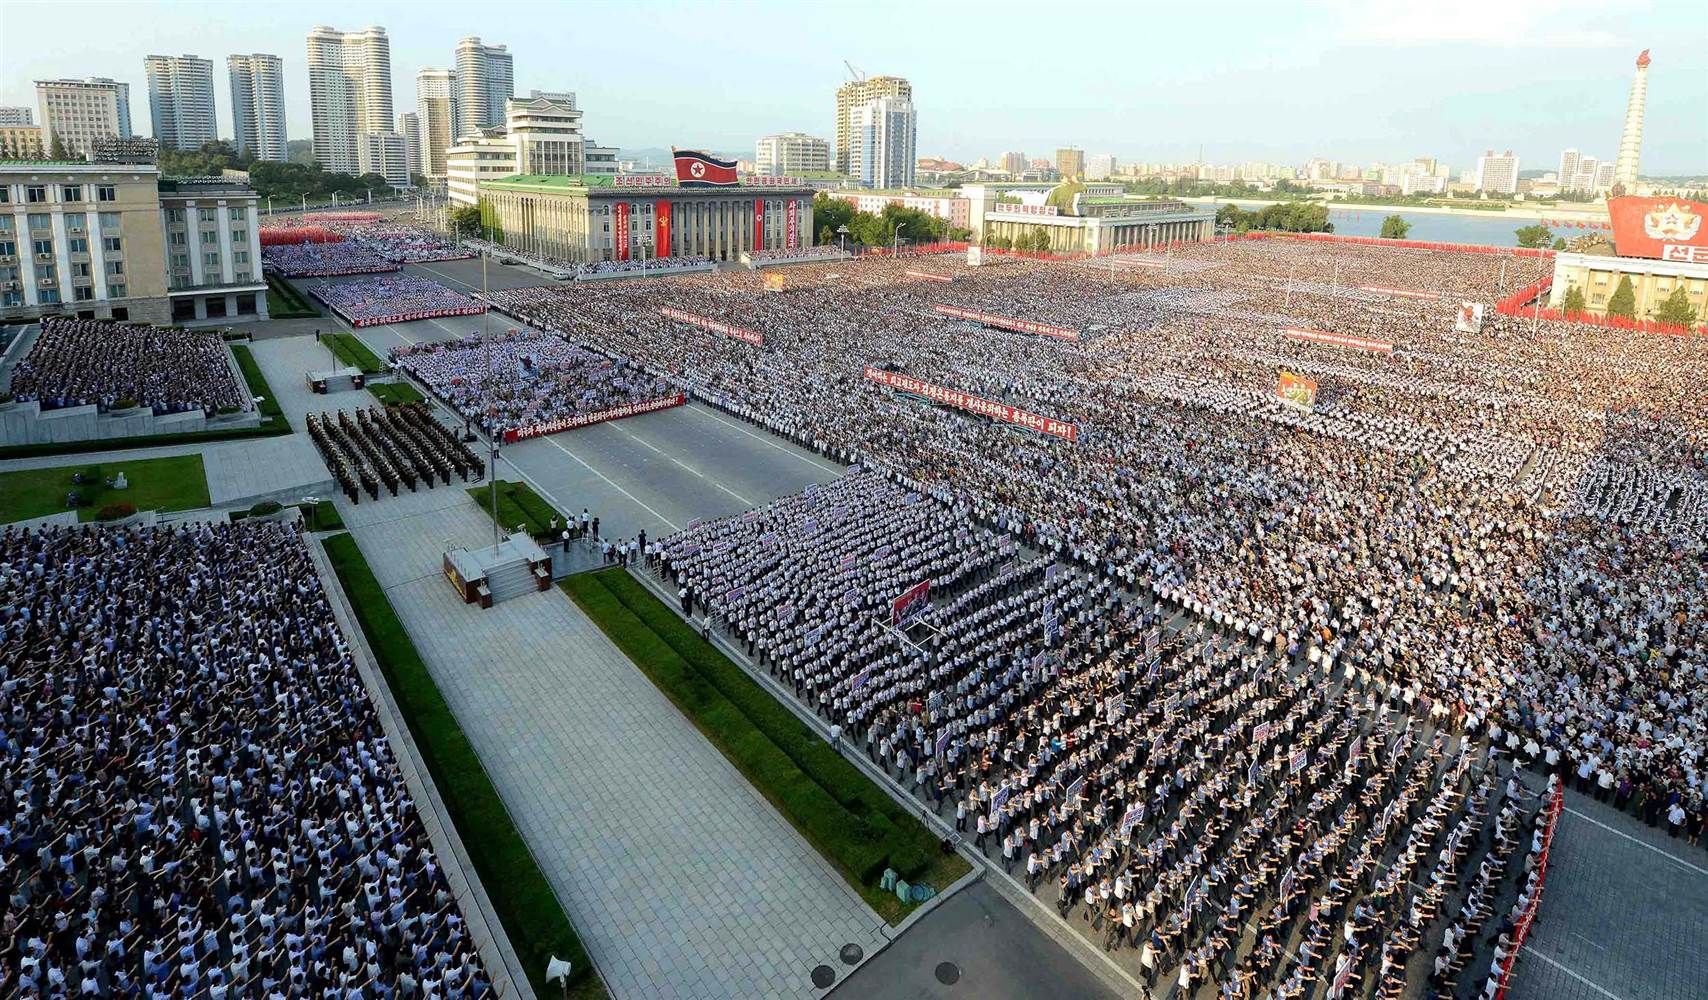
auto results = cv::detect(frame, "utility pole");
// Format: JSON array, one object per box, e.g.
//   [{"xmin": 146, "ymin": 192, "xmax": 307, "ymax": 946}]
[{"xmin": 484, "ymin": 223, "xmax": 499, "ymax": 547}]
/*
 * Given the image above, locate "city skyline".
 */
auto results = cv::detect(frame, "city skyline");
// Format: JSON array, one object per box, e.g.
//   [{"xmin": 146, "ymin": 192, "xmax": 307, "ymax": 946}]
[{"xmin": 0, "ymin": 0, "xmax": 1703, "ymax": 176}]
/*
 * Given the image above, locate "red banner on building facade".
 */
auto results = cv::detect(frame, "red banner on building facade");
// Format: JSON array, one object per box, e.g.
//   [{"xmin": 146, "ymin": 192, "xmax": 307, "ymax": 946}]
[
  {"xmin": 1282, "ymin": 327, "xmax": 1394, "ymax": 353},
  {"xmin": 501, "ymin": 393, "xmax": 685, "ymax": 443},
  {"xmin": 613, "ymin": 201, "xmax": 631, "ymax": 262},
  {"xmin": 864, "ymin": 366, "xmax": 1078, "ymax": 441},
  {"xmin": 785, "ymin": 198, "xmax": 799, "ymax": 249},
  {"xmin": 1607, "ymin": 196, "xmax": 1708, "ymax": 263},
  {"xmin": 659, "ymin": 306, "xmax": 764, "ymax": 346},
  {"xmin": 932, "ymin": 304, "xmax": 1080, "ymax": 341},
  {"xmin": 754, "ymin": 198, "xmax": 765, "ymax": 250},
  {"xmin": 654, "ymin": 200, "xmax": 672, "ymax": 258}
]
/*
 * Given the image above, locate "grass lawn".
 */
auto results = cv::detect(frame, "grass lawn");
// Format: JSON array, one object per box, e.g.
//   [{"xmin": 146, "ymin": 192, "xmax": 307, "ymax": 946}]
[
  {"xmin": 468, "ymin": 480, "xmax": 564, "ymax": 538},
  {"xmin": 0, "ymin": 454, "xmax": 210, "ymax": 522},
  {"xmin": 324, "ymin": 332, "xmax": 386, "ymax": 374},
  {"xmin": 321, "ymin": 533, "xmax": 604, "ymax": 1000},
  {"xmin": 265, "ymin": 274, "xmax": 321, "ymax": 318},
  {"xmin": 368, "ymin": 381, "xmax": 425, "ymax": 406},
  {"xmin": 562, "ymin": 568, "xmax": 968, "ymax": 924}
]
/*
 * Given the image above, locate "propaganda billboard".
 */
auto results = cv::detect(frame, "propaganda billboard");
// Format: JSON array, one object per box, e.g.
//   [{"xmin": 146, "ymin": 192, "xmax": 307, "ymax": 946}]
[
  {"xmin": 1277, "ymin": 371, "xmax": 1318, "ymax": 411},
  {"xmin": 1607, "ymin": 197, "xmax": 1708, "ymax": 263}
]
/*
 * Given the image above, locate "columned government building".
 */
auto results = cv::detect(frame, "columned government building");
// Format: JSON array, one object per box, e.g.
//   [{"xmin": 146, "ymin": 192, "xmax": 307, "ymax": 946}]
[{"xmin": 478, "ymin": 175, "xmax": 815, "ymax": 263}]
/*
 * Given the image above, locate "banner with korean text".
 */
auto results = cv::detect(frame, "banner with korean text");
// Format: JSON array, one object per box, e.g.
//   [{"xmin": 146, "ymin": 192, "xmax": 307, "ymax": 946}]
[
  {"xmin": 613, "ymin": 201, "xmax": 631, "ymax": 262},
  {"xmin": 1277, "ymin": 371, "xmax": 1318, "ymax": 411},
  {"xmin": 660, "ymin": 306, "xmax": 764, "ymax": 346},
  {"xmin": 785, "ymin": 198, "xmax": 799, "ymax": 249},
  {"xmin": 1283, "ymin": 327, "xmax": 1393, "ymax": 353},
  {"xmin": 863, "ymin": 366, "xmax": 1079, "ymax": 442},
  {"xmin": 502, "ymin": 393, "xmax": 684, "ymax": 443},
  {"xmin": 934, "ymin": 304, "xmax": 1080, "ymax": 342},
  {"xmin": 892, "ymin": 579, "xmax": 931, "ymax": 626}
]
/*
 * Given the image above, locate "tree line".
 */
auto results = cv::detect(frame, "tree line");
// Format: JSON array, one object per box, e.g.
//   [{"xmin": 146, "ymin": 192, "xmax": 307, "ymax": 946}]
[
  {"xmin": 157, "ymin": 141, "xmax": 398, "ymax": 202},
  {"xmin": 812, "ymin": 194, "xmax": 972, "ymax": 249}
]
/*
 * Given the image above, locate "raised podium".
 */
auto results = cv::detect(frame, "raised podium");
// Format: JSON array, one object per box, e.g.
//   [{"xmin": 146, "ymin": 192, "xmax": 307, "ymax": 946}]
[
  {"xmin": 444, "ymin": 532, "xmax": 553, "ymax": 608},
  {"xmin": 306, "ymin": 366, "xmax": 367, "ymax": 394}
]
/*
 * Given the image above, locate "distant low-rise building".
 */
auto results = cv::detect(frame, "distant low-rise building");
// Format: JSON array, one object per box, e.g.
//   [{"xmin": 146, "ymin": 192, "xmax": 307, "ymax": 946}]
[
  {"xmin": 834, "ymin": 190, "xmax": 969, "ymax": 231},
  {"xmin": 755, "ymin": 132, "xmax": 830, "ymax": 177},
  {"xmin": 0, "ymin": 126, "xmax": 45, "ymax": 160},
  {"xmin": 157, "ymin": 175, "xmax": 266, "ymax": 323},
  {"xmin": 1475, "ymin": 149, "xmax": 1520, "ymax": 195},
  {"xmin": 35, "ymin": 78, "xmax": 133, "ymax": 158}
]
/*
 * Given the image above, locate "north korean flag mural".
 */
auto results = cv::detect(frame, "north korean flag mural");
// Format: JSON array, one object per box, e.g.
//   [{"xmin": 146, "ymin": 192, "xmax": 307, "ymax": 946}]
[
  {"xmin": 674, "ymin": 148, "xmax": 739, "ymax": 187},
  {"xmin": 654, "ymin": 200, "xmax": 672, "ymax": 258}
]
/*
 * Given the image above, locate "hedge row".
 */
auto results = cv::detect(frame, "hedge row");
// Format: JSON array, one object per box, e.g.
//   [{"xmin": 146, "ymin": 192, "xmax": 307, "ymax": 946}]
[
  {"xmin": 565, "ymin": 570, "xmax": 938, "ymax": 890},
  {"xmin": 321, "ymin": 533, "xmax": 601, "ymax": 999}
]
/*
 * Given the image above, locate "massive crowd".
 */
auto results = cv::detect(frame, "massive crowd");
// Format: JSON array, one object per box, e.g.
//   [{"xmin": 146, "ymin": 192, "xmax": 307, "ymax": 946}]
[
  {"xmin": 309, "ymin": 274, "xmax": 484, "ymax": 328},
  {"xmin": 657, "ymin": 468, "xmax": 1565, "ymax": 996},
  {"xmin": 7, "ymin": 318, "xmax": 248, "ymax": 415},
  {"xmin": 746, "ymin": 245, "xmax": 849, "ymax": 265},
  {"xmin": 486, "ymin": 238, "xmax": 1705, "ymax": 849},
  {"xmin": 575, "ymin": 255, "xmax": 714, "ymax": 278},
  {"xmin": 261, "ymin": 241, "xmax": 398, "ymax": 278},
  {"xmin": 0, "ymin": 521, "xmax": 492, "ymax": 998},
  {"xmin": 387, "ymin": 329, "xmax": 675, "ymax": 438}
]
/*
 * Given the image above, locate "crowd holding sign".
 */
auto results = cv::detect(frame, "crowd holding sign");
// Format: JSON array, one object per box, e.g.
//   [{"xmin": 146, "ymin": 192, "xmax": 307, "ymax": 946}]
[
  {"xmin": 864, "ymin": 366, "xmax": 1079, "ymax": 442},
  {"xmin": 1277, "ymin": 371, "xmax": 1319, "ymax": 412},
  {"xmin": 659, "ymin": 306, "xmax": 765, "ymax": 346},
  {"xmin": 1282, "ymin": 327, "xmax": 1395, "ymax": 353},
  {"xmin": 502, "ymin": 393, "xmax": 686, "ymax": 442},
  {"xmin": 933, "ymin": 304, "xmax": 1082, "ymax": 342}
]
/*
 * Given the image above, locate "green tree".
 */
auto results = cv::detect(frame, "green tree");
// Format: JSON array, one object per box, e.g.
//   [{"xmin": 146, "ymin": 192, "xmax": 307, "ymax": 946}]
[
  {"xmin": 449, "ymin": 205, "xmax": 482, "ymax": 237},
  {"xmin": 817, "ymin": 225, "xmax": 834, "ymax": 246},
  {"xmin": 1561, "ymin": 285, "xmax": 1588, "ymax": 315},
  {"xmin": 811, "ymin": 193, "xmax": 855, "ymax": 242},
  {"xmin": 1653, "ymin": 285, "xmax": 1699, "ymax": 327},
  {"xmin": 984, "ymin": 231, "xmax": 1012, "ymax": 251},
  {"xmin": 1514, "ymin": 223, "xmax": 1553, "ymax": 248},
  {"xmin": 1605, "ymin": 275, "xmax": 1637, "ymax": 319},
  {"xmin": 49, "ymin": 134, "xmax": 69, "ymax": 160},
  {"xmin": 1378, "ymin": 214, "xmax": 1411, "ymax": 239},
  {"xmin": 1551, "ymin": 237, "xmax": 1568, "ymax": 250}
]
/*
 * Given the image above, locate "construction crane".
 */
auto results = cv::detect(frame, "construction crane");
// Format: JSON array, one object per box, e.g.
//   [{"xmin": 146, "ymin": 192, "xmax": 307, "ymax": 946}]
[{"xmin": 843, "ymin": 60, "xmax": 865, "ymax": 83}]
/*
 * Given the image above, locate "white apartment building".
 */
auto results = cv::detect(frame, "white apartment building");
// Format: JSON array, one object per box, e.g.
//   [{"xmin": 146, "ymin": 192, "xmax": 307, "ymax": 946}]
[
  {"xmin": 0, "ymin": 108, "xmax": 33, "ymax": 127},
  {"xmin": 145, "ymin": 55, "xmax": 217, "ymax": 151},
  {"xmin": 228, "ymin": 54, "xmax": 287, "ymax": 162},
  {"xmin": 447, "ymin": 91, "xmax": 616, "ymax": 207},
  {"xmin": 399, "ymin": 112, "xmax": 423, "ymax": 179},
  {"xmin": 34, "ymin": 78, "xmax": 132, "ymax": 158},
  {"xmin": 847, "ymin": 96, "xmax": 916, "ymax": 190},
  {"xmin": 416, "ymin": 68, "xmax": 457, "ymax": 178},
  {"xmin": 357, "ymin": 133, "xmax": 408, "ymax": 188},
  {"xmin": 754, "ymin": 132, "xmax": 830, "ymax": 177},
  {"xmin": 454, "ymin": 37, "xmax": 513, "ymax": 139},
  {"xmin": 158, "ymin": 176, "xmax": 266, "ymax": 323},
  {"xmin": 306, "ymin": 25, "xmax": 396, "ymax": 178},
  {"xmin": 834, "ymin": 76, "xmax": 910, "ymax": 175},
  {"xmin": 1558, "ymin": 149, "xmax": 1581, "ymax": 188},
  {"xmin": 1086, "ymin": 153, "xmax": 1117, "ymax": 180},
  {"xmin": 1475, "ymin": 149, "xmax": 1519, "ymax": 195}
]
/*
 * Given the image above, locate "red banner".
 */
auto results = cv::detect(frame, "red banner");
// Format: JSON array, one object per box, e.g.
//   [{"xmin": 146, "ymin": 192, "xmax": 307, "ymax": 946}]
[
  {"xmin": 1277, "ymin": 371, "xmax": 1318, "ymax": 411},
  {"xmin": 933, "ymin": 304, "xmax": 1080, "ymax": 341},
  {"xmin": 1607, "ymin": 196, "xmax": 1708, "ymax": 263},
  {"xmin": 613, "ymin": 201, "xmax": 630, "ymax": 262},
  {"xmin": 659, "ymin": 306, "xmax": 764, "ymax": 346},
  {"xmin": 1283, "ymin": 327, "xmax": 1394, "ymax": 354},
  {"xmin": 892, "ymin": 579, "xmax": 931, "ymax": 626},
  {"xmin": 502, "ymin": 394, "xmax": 685, "ymax": 443},
  {"xmin": 1358, "ymin": 285, "xmax": 1437, "ymax": 300},
  {"xmin": 864, "ymin": 366, "xmax": 1078, "ymax": 441},
  {"xmin": 904, "ymin": 270, "xmax": 954, "ymax": 283},
  {"xmin": 654, "ymin": 200, "xmax": 672, "ymax": 258},
  {"xmin": 754, "ymin": 198, "xmax": 765, "ymax": 250},
  {"xmin": 785, "ymin": 198, "xmax": 799, "ymax": 250}
]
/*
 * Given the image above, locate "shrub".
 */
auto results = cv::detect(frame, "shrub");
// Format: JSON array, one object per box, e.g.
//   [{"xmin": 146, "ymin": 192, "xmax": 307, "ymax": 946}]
[
  {"xmin": 249, "ymin": 500, "xmax": 284, "ymax": 516},
  {"xmin": 96, "ymin": 502, "xmax": 136, "ymax": 521},
  {"xmin": 73, "ymin": 466, "xmax": 103, "ymax": 485},
  {"xmin": 112, "ymin": 398, "xmax": 139, "ymax": 411}
]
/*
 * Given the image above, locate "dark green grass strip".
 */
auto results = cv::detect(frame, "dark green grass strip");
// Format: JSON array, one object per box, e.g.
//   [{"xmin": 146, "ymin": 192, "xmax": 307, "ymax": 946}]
[
  {"xmin": 467, "ymin": 480, "xmax": 564, "ymax": 537},
  {"xmin": 325, "ymin": 332, "xmax": 386, "ymax": 374},
  {"xmin": 321, "ymin": 533, "xmax": 603, "ymax": 999}
]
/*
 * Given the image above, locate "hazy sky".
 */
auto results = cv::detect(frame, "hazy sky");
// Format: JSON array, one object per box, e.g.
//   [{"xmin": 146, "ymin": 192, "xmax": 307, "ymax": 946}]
[{"xmin": 2, "ymin": 0, "xmax": 1704, "ymax": 174}]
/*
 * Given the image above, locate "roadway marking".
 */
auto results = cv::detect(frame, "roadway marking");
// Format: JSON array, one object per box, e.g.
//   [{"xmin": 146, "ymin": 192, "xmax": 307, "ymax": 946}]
[
  {"xmin": 1519, "ymin": 945, "xmax": 1627, "ymax": 1000},
  {"xmin": 685, "ymin": 405, "xmax": 846, "ymax": 476},
  {"xmin": 1563, "ymin": 806, "xmax": 1708, "ymax": 876},
  {"xmin": 714, "ymin": 482, "xmax": 753, "ymax": 504},
  {"xmin": 537, "ymin": 434, "xmax": 681, "ymax": 530}
]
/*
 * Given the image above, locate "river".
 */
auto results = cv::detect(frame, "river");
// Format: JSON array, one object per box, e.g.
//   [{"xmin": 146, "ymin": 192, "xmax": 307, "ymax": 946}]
[{"xmin": 1203, "ymin": 202, "xmax": 1581, "ymax": 247}]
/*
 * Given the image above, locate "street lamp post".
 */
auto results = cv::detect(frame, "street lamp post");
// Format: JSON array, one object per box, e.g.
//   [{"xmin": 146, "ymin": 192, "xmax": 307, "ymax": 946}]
[
  {"xmin": 893, "ymin": 222, "xmax": 906, "ymax": 257},
  {"xmin": 837, "ymin": 224, "xmax": 849, "ymax": 254}
]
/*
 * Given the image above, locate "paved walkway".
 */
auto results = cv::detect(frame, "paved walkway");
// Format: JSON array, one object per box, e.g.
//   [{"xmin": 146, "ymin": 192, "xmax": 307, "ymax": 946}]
[
  {"xmin": 338, "ymin": 485, "xmax": 888, "ymax": 1000},
  {"xmin": 1511, "ymin": 789, "xmax": 1708, "ymax": 1000}
]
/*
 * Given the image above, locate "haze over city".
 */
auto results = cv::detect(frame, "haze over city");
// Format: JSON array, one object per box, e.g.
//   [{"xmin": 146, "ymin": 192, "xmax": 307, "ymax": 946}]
[{"xmin": 2, "ymin": 0, "xmax": 1704, "ymax": 174}]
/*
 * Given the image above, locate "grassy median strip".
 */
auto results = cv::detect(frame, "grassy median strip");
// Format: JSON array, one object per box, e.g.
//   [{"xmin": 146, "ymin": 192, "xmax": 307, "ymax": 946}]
[
  {"xmin": 321, "ymin": 532, "xmax": 602, "ymax": 999},
  {"xmin": 265, "ymin": 273, "xmax": 321, "ymax": 318},
  {"xmin": 0, "ymin": 454, "xmax": 210, "ymax": 522},
  {"xmin": 468, "ymin": 480, "xmax": 564, "ymax": 537},
  {"xmin": 368, "ymin": 381, "xmax": 425, "ymax": 406},
  {"xmin": 325, "ymin": 332, "xmax": 387, "ymax": 374},
  {"xmin": 562, "ymin": 567, "xmax": 968, "ymax": 924}
]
